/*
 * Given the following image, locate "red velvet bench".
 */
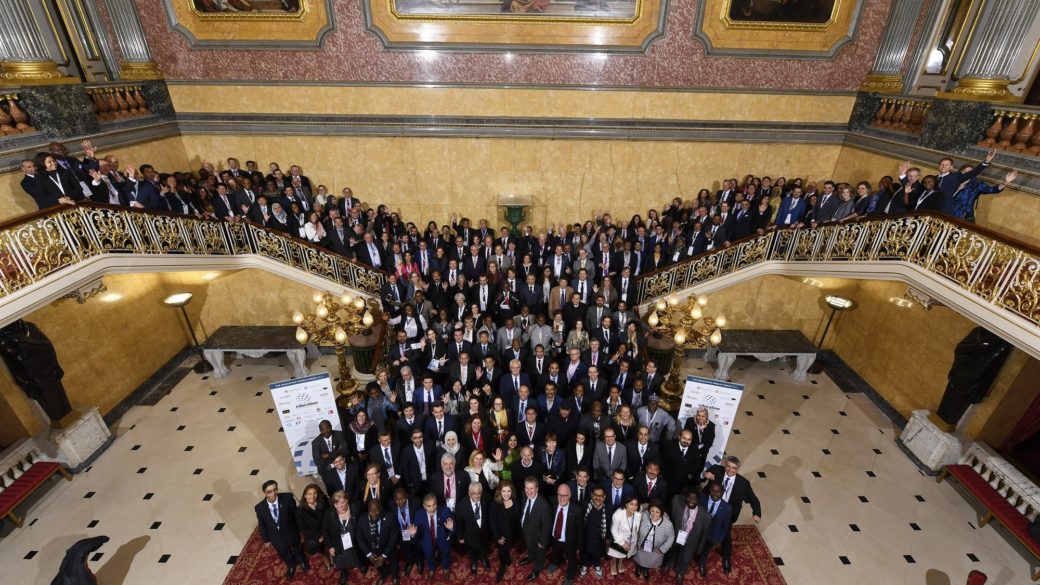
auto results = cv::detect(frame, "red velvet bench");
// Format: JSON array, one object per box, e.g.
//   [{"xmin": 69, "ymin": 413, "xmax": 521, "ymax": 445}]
[
  {"xmin": 0, "ymin": 461, "xmax": 71, "ymax": 528},
  {"xmin": 939, "ymin": 463, "xmax": 1039, "ymax": 581}
]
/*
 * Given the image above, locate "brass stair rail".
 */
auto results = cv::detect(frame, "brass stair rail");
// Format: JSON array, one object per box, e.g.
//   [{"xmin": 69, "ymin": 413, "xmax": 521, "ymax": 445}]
[
  {"xmin": 635, "ymin": 212, "xmax": 1040, "ymax": 329},
  {"xmin": 0, "ymin": 202, "xmax": 389, "ymax": 300}
]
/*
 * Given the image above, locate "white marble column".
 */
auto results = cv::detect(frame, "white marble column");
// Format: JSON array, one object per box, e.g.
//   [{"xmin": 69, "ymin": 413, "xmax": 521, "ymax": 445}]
[
  {"xmin": 949, "ymin": 0, "xmax": 1040, "ymax": 100},
  {"xmin": 0, "ymin": 0, "xmax": 68, "ymax": 82},
  {"xmin": 103, "ymin": 0, "xmax": 162, "ymax": 79},
  {"xmin": 861, "ymin": 0, "xmax": 925, "ymax": 92}
]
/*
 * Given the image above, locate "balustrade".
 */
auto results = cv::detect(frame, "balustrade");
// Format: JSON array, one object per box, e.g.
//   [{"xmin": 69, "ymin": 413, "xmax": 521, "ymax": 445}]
[
  {"xmin": 0, "ymin": 93, "xmax": 36, "ymax": 135},
  {"xmin": 870, "ymin": 97, "xmax": 932, "ymax": 136},
  {"xmin": 86, "ymin": 85, "xmax": 150, "ymax": 121},
  {"xmin": 978, "ymin": 107, "xmax": 1040, "ymax": 156}
]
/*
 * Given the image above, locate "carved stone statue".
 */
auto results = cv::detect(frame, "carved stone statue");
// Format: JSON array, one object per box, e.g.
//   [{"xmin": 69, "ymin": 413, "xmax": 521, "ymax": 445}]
[
  {"xmin": 935, "ymin": 327, "xmax": 1012, "ymax": 426},
  {"xmin": 0, "ymin": 319, "xmax": 72, "ymax": 422}
]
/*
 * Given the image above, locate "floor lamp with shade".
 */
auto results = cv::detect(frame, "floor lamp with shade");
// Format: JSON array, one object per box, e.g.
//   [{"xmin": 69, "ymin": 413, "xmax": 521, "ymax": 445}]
[
  {"xmin": 810, "ymin": 295, "xmax": 853, "ymax": 373},
  {"xmin": 163, "ymin": 292, "xmax": 213, "ymax": 374}
]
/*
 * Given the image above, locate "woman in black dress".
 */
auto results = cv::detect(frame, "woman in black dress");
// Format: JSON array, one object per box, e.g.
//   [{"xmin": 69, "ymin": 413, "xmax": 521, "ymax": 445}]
[
  {"xmin": 323, "ymin": 490, "xmax": 361, "ymax": 585},
  {"xmin": 296, "ymin": 483, "xmax": 332, "ymax": 569},
  {"xmin": 489, "ymin": 480, "xmax": 520, "ymax": 582}
]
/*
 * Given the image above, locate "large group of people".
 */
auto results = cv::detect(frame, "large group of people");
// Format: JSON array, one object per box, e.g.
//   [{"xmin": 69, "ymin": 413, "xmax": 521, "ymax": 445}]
[{"xmin": 18, "ymin": 141, "xmax": 1012, "ymax": 583}]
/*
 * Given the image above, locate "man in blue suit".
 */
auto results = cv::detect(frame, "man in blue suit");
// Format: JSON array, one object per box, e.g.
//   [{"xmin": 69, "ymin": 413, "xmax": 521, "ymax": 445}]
[
  {"xmin": 602, "ymin": 468, "xmax": 634, "ymax": 515},
  {"xmin": 774, "ymin": 186, "xmax": 807, "ymax": 227},
  {"xmin": 411, "ymin": 493, "xmax": 455, "ymax": 577},
  {"xmin": 423, "ymin": 402, "xmax": 457, "ymax": 447},
  {"xmin": 698, "ymin": 482, "xmax": 733, "ymax": 577},
  {"xmin": 414, "ymin": 374, "xmax": 443, "ymax": 417},
  {"xmin": 499, "ymin": 359, "xmax": 532, "ymax": 405}
]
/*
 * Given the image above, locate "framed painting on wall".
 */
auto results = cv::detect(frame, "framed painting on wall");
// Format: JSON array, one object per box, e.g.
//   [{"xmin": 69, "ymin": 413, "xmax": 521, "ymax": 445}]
[
  {"xmin": 165, "ymin": 0, "xmax": 335, "ymax": 47},
  {"xmin": 695, "ymin": 0, "xmax": 863, "ymax": 57},
  {"xmin": 363, "ymin": 0, "xmax": 667, "ymax": 52}
]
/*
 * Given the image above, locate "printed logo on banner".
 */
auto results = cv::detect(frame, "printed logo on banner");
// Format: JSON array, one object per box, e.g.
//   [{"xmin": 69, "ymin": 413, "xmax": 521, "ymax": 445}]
[
  {"xmin": 269, "ymin": 373, "xmax": 340, "ymax": 476},
  {"xmin": 678, "ymin": 375, "xmax": 744, "ymax": 470}
]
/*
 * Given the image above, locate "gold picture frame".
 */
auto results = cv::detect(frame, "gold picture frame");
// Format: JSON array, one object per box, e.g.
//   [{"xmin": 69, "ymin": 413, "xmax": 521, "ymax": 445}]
[
  {"xmin": 695, "ymin": 0, "xmax": 864, "ymax": 57},
  {"xmin": 363, "ymin": 0, "xmax": 667, "ymax": 52},
  {"xmin": 165, "ymin": 0, "xmax": 334, "ymax": 47}
]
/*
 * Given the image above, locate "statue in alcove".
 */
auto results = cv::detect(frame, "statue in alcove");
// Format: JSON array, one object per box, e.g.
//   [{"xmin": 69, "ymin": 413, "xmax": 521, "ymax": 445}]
[
  {"xmin": 0, "ymin": 319, "xmax": 72, "ymax": 422},
  {"xmin": 935, "ymin": 327, "xmax": 1012, "ymax": 426}
]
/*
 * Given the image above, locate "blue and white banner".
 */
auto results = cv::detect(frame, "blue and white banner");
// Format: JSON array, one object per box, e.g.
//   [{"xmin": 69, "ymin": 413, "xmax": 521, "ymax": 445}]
[
  {"xmin": 676, "ymin": 375, "xmax": 744, "ymax": 469},
  {"xmin": 270, "ymin": 373, "xmax": 340, "ymax": 476}
]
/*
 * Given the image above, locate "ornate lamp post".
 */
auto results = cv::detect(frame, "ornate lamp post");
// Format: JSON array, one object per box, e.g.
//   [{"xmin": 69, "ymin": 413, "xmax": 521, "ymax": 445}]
[
  {"xmin": 292, "ymin": 291, "xmax": 376, "ymax": 395},
  {"xmin": 647, "ymin": 294, "xmax": 725, "ymax": 409}
]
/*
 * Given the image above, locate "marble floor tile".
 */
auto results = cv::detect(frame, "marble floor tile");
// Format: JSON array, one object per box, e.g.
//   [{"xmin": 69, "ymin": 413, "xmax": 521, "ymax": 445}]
[{"xmin": 1, "ymin": 354, "xmax": 1033, "ymax": 584}]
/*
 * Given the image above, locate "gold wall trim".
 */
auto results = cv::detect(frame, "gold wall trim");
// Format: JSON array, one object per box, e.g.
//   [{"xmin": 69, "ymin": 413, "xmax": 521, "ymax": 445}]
[
  {"xmin": 0, "ymin": 61, "xmax": 77, "ymax": 86},
  {"xmin": 119, "ymin": 61, "xmax": 163, "ymax": 80},
  {"xmin": 859, "ymin": 73, "xmax": 903, "ymax": 93}
]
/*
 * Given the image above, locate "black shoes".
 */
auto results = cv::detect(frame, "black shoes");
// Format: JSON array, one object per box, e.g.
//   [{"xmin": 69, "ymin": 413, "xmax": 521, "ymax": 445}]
[
  {"xmin": 723, "ymin": 559, "xmax": 732, "ymax": 574},
  {"xmin": 519, "ymin": 557, "xmax": 531, "ymax": 566},
  {"xmin": 286, "ymin": 566, "xmax": 295, "ymax": 580},
  {"xmin": 300, "ymin": 562, "xmax": 310, "ymax": 573},
  {"xmin": 471, "ymin": 562, "xmax": 478, "ymax": 576},
  {"xmin": 699, "ymin": 565, "xmax": 707, "ymax": 578},
  {"xmin": 496, "ymin": 566, "xmax": 507, "ymax": 582},
  {"xmin": 482, "ymin": 558, "xmax": 492, "ymax": 571},
  {"xmin": 527, "ymin": 571, "xmax": 539, "ymax": 582}
]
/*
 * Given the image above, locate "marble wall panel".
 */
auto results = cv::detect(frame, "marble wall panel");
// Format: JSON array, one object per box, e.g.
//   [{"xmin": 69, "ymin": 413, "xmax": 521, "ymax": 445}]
[{"xmin": 136, "ymin": 0, "xmax": 892, "ymax": 89}]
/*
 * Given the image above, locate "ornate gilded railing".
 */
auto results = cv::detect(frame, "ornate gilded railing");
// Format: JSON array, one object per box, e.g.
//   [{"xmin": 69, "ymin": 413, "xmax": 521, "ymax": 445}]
[
  {"xmin": 0, "ymin": 203, "xmax": 388, "ymax": 300},
  {"xmin": 636, "ymin": 213, "xmax": 1040, "ymax": 329}
]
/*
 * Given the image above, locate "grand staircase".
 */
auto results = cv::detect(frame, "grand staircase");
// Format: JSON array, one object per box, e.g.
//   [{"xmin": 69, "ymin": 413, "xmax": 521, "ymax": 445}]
[{"xmin": 1, "ymin": 203, "xmax": 1038, "ymax": 358}]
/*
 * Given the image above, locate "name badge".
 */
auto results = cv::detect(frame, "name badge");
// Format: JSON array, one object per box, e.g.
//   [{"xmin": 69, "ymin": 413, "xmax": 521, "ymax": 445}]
[
  {"xmin": 341, "ymin": 532, "xmax": 353, "ymax": 550},
  {"xmin": 446, "ymin": 498, "xmax": 456, "ymax": 511},
  {"xmin": 676, "ymin": 530, "xmax": 688, "ymax": 546}
]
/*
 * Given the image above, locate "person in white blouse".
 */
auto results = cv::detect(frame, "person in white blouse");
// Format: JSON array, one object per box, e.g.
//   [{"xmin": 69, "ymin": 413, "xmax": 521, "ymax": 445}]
[
  {"xmin": 607, "ymin": 496, "xmax": 641, "ymax": 576},
  {"xmin": 303, "ymin": 211, "xmax": 326, "ymax": 243}
]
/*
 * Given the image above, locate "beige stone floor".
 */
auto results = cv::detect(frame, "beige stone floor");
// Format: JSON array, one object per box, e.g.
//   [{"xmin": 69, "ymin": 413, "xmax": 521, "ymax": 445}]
[{"xmin": 0, "ymin": 354, "xmax": 1031, "ymax": 584}]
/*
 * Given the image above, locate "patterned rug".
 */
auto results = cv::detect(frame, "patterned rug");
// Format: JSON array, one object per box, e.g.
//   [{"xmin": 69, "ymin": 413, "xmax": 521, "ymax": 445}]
[{"xmin": 223, "ymin": 525, "xmax": 785, "ymax": 585}]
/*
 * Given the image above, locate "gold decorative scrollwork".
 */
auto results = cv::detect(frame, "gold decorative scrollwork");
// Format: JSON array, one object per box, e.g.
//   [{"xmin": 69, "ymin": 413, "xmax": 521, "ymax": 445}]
[
  {"xmin": 931, "ymin": 228, "xmax": 989, "ymax": 287},
  {"xmin": 997, "ymin": 253, "xmax": 1040, "ymax": 322},
  {"xmin": 828, "ymin": 224, "xmax": 862, "ymax": 259},
  {"xmin": 734, "ymin": 235, "xmax": 769, "ymax": 269},
  {"xmin": 86, "ymin": 208, "xmax": 139, "ymax": 252},
  {"xmin": 303, "ymin": 246, "xmax": 337, "ymax": 281},
  {"xmin": 970, "ymin": 242, "xmax": 1018, "ymax": 300}
]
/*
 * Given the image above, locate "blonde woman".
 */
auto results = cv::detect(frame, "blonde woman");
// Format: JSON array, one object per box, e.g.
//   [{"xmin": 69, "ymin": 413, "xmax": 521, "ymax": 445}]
[{"xmin": 323, "ymin": 490, "xmax": 360, "ymax": 585}]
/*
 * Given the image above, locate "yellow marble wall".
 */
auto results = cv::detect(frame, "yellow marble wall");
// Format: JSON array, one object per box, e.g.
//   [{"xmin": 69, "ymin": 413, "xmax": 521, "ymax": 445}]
[
  {"xmin": 167, "ymin": 85, "xmax": 858, "ymax": 124},
  {"xmin": 827, "ymin": 279, "xmax": 978, "ymax": 418},
  {"xmin": 0, "ymin": 136, "xmax": 190, "ymax": 223},
  {"xmin": 179, "ymin": 135, "xmax": 844, "ymax": 227},
  {"xmin": 0, "ymin": 273, "xmax": 193, "ymax": 443},
  {"xmin": 833, "ymin": 145, "xmax": 1040, "ymax": 247}
]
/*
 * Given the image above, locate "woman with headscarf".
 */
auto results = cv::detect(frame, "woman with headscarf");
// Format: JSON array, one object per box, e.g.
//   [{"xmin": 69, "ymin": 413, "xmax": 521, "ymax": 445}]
[{"xmin": 345, "ymin": 410, "xmax": 377, "ymax": 464}]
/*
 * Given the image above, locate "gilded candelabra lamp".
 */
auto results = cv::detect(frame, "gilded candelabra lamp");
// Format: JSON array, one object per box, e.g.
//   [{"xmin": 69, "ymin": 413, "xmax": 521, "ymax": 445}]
[
  {"xmin": 647, "ymin": 294, "xmax": 725, "ymax": 408},
  {"xmin": 292, "ymin": 291, "xmax": 376, "ymax": 395},
  {"xmin": 499, "ymin": 194, "xmax": 532, "ymax": 236}
]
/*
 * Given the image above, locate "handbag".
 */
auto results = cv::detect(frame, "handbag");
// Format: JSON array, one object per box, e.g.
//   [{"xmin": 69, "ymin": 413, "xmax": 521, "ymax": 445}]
[{"xmin": 609, "ymin": 541, "xmax": 627, "ymax": 554}]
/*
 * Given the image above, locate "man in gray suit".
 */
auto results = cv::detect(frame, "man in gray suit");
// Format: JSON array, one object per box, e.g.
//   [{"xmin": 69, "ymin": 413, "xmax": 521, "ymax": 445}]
[
  {"xmin": 666, "ymin": 489, "xmax": 711, "ymax": 585},
  {"xmin": 592, "ymin": 428, "xmax": 627, "ymax": 483}
]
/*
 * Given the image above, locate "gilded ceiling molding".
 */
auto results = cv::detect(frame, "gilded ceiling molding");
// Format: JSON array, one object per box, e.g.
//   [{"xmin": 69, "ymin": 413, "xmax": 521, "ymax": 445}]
[
  {"xmin": 162, "ymin": 0, "xmax": 336, "ymax": 48},
  {"xmin": 693, "ymin": 0, "xmax": 867, "ymax": 58}
]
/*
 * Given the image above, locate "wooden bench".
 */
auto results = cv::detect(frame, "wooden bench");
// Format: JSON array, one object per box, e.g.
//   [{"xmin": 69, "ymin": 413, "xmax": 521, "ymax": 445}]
[
  {"xmin": 0, "ymin": 457, "xmax": 71, "ymax": 528},
  {"xmin": 939, "ymin": 449, "xmax": 1040, "ymax": 581}
]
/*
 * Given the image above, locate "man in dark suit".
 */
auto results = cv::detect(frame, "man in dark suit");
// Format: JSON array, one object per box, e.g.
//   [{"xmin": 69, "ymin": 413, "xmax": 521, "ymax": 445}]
[
  {"xmin": 774, "ymin": 187, "xmax": 807, "ymax": 227},
  {"xmin": 633, "ymin": 461, "xmax": 669, "ymax": 504},
  {"xmin": 429, "ymin": 451, "xmax": 470, "ymax": 512},
  {"xmin": 603, "ymin": 468, "xmax": 634, "ymax": 515},
  {"xmin": 592, "ymin": 429, "xmax": 627, "ymax": 483},
  {"xmin": 667, "ymin": 488, "xmax": 711, "ymax": 584},
  {"xmin": 358, "ymin": 499, "xmax": 401, "ymax": 585},
  {"xmin": 395, "ymin": 404, "xmax": 424, "ymax": 447},
  {"xmin": 400, "ymin": 429, "xmax": 435, "ymax": 494},
  {"xmin": 322, "ymin": 451, "xmax": 358, "ymax": 498},
  {"xmin": 414, "ymin": 374, "xmax": 443, "ymax": 417},
  {"xmin": 698, "ymin": 482, "xmax": 733, "ymax": 577},
  {"xmin": 325, "ymin": 217, "xmax": 354, "ymax": 256},
  {"xmin": 210, "ymin": 183, "xmax": 237, "ymax": 221},
  {"xmin": 312, "ymin": 419, "xmax": 346, "ymax": 475},
  {"xmin": 519, "ymin": 476, "xmax": 552, "ymax": 581},
  {"xmin": 255, "ymin": 480, "xmax": 309, "ymax": 578},
  {"xmin": 701, "ymin": 455, "xmax": 761, "ymax": 574},
  {"xmin": 424, "ymin": 403, "xmax": 458, "ymax": 447},
  {"xmin": 500, "ymin": 359, "xmax": 532, "ymax": 406},
  {"xmin": 515, "ymin": 405, "xmax": 546, "ymax": 449},
  {"xmin": 356, "ymin": 232, "xmax": 387, "ymax": 270},
  {"xmin": 390, "ymin": 487, "xmax": 422, "ymax": 576},
  {"xmin": 381, "ymin": 274, "xmax": 407, "ymax": 316},
  {"xmin": 411, "ymin": 493, "xmax": 455, "ymax": 577},
  {"xmin": 545, "ymin": 483, "xmax": 583, "ymax": 585},
  {"xmin": 639, "ymin": 361, "xmax": 663, "ymax": 397},
  {"xmin": 663, "ymin": 429, "xmax": 702, "ymax": 499},
  {"xmin": 455, "ymin": 482, "xmax": 492, "ymax": 575},
  {"xmin": 368, "ymin": 430, "xmax": 401, "ymax": 484},
  {"xmin": 625, "ymin": 426, "xmax": 661, "ymax": 480},
  {"xmin": 813, "ymin": 181, "xmax": 842, "ymax": 223}
]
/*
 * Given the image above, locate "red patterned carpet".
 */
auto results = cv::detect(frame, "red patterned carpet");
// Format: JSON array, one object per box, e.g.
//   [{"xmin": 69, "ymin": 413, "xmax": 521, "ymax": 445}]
[{"xmin": 223, "ymin": 525, "xmax": 785, "ymax": 585}]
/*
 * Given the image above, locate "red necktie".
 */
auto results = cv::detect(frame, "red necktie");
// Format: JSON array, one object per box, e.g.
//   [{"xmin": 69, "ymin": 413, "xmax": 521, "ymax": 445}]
[
  {"xmin": 429, "ymin": 514, "xmax": 436, "ymax": 545},
  {"xmin": 553, "ymin": 506, "xmax": 564, "ymax": 539},
  {"xmin": 648, "ymin": 480, "xmax": 654, "ymax": 494},
  {"xmin": 446, "ymin": 477, "xmax": 452, "ymax": 500}
]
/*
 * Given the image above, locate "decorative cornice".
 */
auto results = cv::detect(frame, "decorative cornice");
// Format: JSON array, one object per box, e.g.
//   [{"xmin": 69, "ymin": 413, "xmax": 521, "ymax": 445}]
[
  {"xmin": 859, "ymin": 73, "xmax": 903, "ymax": 93},
  {"xmin": 939, "ymin": 78, "xmax": 1020, "ymax": 103},
  {"xmin": 119, "ymin": 61, "xmax": 163, "ymax": 81},
  {"xmin": 0, "ymin": 62, "xmax": 77, "ymax": 86}
]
